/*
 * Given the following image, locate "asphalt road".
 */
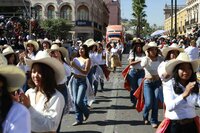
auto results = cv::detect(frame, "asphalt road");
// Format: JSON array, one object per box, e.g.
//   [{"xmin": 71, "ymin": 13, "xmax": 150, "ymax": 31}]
[{"xmin": 60, "ymin": 54, "xmax": 200, "ymax": 133}]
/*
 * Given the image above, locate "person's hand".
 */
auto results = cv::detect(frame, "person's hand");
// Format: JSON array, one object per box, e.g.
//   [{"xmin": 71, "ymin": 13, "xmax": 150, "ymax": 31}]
[
  {"xmin": 10, "ymin": 91, "xmax": 20, "ymax": 102},
  {"xmin": 20, "ymin": 93, "xmax": 31, "ymax": 108},
  {"xmin": 182, "ymin": 81, "xmax": 196, "ymax": 99}
]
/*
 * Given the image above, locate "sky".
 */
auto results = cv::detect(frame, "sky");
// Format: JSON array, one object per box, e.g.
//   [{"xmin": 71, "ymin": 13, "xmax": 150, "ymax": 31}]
[{"xmin": 121, "ymin": 0, "xmax": 186, "ymax": 26}]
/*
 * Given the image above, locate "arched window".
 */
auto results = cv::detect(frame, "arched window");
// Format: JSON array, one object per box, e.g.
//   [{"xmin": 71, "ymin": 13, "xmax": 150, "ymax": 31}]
[
  {"xmin": 77, "ymin": 5, "xmax": 89, "ymax": 20},
  {"xmin": 47, "ymin": 5, "xmax": 55, "ymax": 19},
  {"xmin": 35, "ymin": 5, "xmax": 42, "ymax": 20},
  {"xmin": 60, "ymin": 5, "xmax": 72, "ymax": 20}
]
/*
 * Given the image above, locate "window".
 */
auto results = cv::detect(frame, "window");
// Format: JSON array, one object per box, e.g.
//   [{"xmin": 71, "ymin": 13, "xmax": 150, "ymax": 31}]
[
  {"xmin": 47, "ymin": 5, "xmax": 55, "ymax": 19},
  {"xmin": 35, "ymin": 5, "xmax": 42, "ymax": 20},
  {"xmin": 77, "ymin": 6, "xmax": 89, "ymax": 21},
  {"xmin": 60, "ymin": 5, "xmax": 72, "ymax": 20}
]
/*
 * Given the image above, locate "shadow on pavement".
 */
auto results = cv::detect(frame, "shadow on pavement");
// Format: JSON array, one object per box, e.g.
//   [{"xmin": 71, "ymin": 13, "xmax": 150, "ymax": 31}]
[
  {"xmin": 87, "ymin": 119, "xmax": 145, "ymax": 126},
  {"xmin": 92, "ymin": 105, "xmax": 134, "ymax": 110},
  {"xmin": 60, "ymin": 131, "xmax": 102, "ymax": 133}
]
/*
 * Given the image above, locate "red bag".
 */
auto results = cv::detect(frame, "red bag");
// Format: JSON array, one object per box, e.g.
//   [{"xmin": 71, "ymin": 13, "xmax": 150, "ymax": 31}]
[
  {"xmin": 102, "ymin": 64, "xmax": 111, "ymax": 81},
  {"xmin": 156, "ymin": 118, "xmax": 170, "ymax": 133},
  {"xmin": 133, "ymin": 78, "xmax": 145, "ymax": 112},
  {"xmin": 122, "ymin": 65, "xmax": 131, "ymax": 91}
]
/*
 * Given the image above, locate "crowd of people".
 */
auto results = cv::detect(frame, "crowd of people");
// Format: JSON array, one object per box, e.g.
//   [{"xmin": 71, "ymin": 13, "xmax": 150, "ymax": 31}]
[
  {"xmin": 123, "ymin": 35, "xmax": 200, "ymax": 133},
  {"xmin": 0, "ymin": 36, "xmax": 125, "ymax": 133},
  {"xmin": 0, "ymin": 22, "xmax": 200, "ymax": 132}
]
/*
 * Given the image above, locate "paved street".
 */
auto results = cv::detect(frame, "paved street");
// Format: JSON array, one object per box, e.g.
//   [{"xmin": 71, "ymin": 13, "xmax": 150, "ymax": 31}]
[{"xmin": 60, "ymin": 54, "xmax": 200, "ymax": 133}]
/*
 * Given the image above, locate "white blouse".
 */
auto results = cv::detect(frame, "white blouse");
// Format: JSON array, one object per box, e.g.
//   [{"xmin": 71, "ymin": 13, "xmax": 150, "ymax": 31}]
[
  {"xmin": 163, "ymin": 79, "xmax": 200, "ymax": 120},
  {"xmin": 2, "ymin": 102, "xmax": 31, "ymax": 133},
  {"xmin": 25, "ymin": 89, "xmax": 65, "ymax": 132}
]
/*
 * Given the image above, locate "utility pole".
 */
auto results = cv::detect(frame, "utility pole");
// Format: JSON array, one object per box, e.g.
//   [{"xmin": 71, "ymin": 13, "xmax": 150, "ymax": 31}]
[
  {"xmin": 174, "ymin": 0, "xmax": 177, "ymax": 38},
  {"xmin": 171, "ymin": 0, "xmax": 173, "ymax": 37}
]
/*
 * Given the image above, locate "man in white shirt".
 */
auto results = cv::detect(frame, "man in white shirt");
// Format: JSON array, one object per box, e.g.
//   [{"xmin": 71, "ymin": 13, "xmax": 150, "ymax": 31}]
[{"xmin": 185, "ymin": 39, "xmax": 199, "ymax": 60}]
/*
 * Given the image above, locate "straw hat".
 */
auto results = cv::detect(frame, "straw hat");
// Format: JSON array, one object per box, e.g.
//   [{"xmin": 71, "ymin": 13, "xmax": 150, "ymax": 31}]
[
  {"xmin": 143, "ymin": 41, "xmax": 158, "ymax": 51},
  {"xmin": 25, "ymin": 50, "xmax": 65, "ymax": 84},
  {"xmin": 0, "ymin": 65, "xmax": 26, "ymax": 92},
  {"xmin": 24, "ymin": 40, "xmax": 39, "ymax": 51},
  {"xmin": 165, "ymin": 52, "xmax": 200, "ymax": 75},
  {"xmin": 53, "ymin": 39, "xmax": 63, "ymax": 44},
  {"xmin": 132, "ymin": 37, "xmax": 143, "ymax": 44},
  {"xmin": 84, "ymin": 38, "xmax": 98, "ymax": 47},
  {"xmin": 48, "ymin": 44, "xmax": 70, "ymax": 63},
  {"xmin": 2, "ymin": 46, "xmax": 15, "ymax": 56},
  {"xmin": 162, "ymin": 43, "xmax": 184, "ymax": 58},
  {"xmin": 41, "ymin": 38, "xmax": 52, "ymax": 45}
]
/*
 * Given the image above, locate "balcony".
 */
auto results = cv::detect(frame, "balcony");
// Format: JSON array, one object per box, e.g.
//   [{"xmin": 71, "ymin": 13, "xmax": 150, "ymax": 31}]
[
  {"xmin": 185, "ymin": 21, "xmax": 189, "ymax": 26},
  {"xmin": 191, "ymin": 18, "xmax": 196, "ymax": 24}
]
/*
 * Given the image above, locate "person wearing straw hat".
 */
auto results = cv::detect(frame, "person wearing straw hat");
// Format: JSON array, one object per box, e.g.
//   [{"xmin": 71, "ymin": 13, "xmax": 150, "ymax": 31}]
[
  {"xmin": 1, "ymin": 58, "xmax": 31, "ymax": 133},
  {"xmin": 48, "ymin": 44, "xmax": 72, "ymax": 132},
  {"xmin": 158, "ymin": 43, "xmax": 184, "ymax": 82},
  {"xmin": 23, "ymin": 40, "xmax": 39, "ymax": 60},
  {"xmin": 126, "ymin": 38, "xmax": 145, "ymax": 107},
  {"xmin": 53, "ymin": 39, "xmax": 63, "ymax": 47},
  {"xmin": 156, "ymin": 52, "xmax": 200, "ymax": 133},
  {"xmin": 41, "ymin": 38, "xmax": 52, "ymax": 51},
  {"xmin": 141, "ymin": 41, "xmax": 163, "ymax": 128},
  {"xmin": 20, "ymin": 51, "xmax": 65, "ymax": 133},
  {"xmin": 2, "ymin": 46, "xmax": 18, "ymax": 65},
  {"xmin": 84, "ymin": 39, "xmax": 98, "ymax": 97}
]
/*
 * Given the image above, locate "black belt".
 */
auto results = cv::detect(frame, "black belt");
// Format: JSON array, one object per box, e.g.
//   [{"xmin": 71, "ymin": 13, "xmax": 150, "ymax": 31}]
[{"xmin": 171, "ymin": 118, "xmax": 194, "ymax": 125}]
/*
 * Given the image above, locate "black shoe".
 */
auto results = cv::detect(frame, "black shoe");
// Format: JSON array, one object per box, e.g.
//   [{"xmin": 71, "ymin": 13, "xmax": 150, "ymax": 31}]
[
  {"xmin": 83, "ymin": 114, "xmax": 90, "ymax": 121},
  {"xmin": 72, "ymin": 121, "xmax": 82, "ymax": 126}
]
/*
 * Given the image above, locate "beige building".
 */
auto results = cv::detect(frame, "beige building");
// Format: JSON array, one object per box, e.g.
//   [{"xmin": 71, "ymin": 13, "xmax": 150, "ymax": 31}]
[
  {"xmin": 164, "ymin": 0, "xmax": 200, "ymax": 36},
  {"xmin": 29, "ymin": 0, "xmax": 109, "ymax": 41},
  {"xmin": 185, "ymin": 0, "xmax": 200, "ymax": 34},
  {"xmin": 74, "ymin": 0, "xmax": 109, "ymax": 41},
  {"xmin": 164, "ymin": 4, "xmax": 187, "ymax": 36},
  {"xmin": 0, "ymin": 0, "xmax": 109, "ymax": 41},
  {"xmin": 164, "ymin": 5, "xmax": 187, "ymax": 36}
]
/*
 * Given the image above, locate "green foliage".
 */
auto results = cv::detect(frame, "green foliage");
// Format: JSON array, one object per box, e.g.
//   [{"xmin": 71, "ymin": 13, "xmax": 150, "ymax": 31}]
[
  {"xmin": 40, "ymin": 18, "xmax": 73, "ymax": 40},
  {"xmin": 132, "ymin": 0, "xmax": 147, "ymax": 37}
]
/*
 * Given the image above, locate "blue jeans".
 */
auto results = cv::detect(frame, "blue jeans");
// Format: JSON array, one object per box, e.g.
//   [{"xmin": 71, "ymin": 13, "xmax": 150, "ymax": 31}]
[
  {"xmin": 143, "ymin": 79, "xmax": 161, "ymax": 124},
  {"xmin": 127, "ymin": 68, "xmax": 144, "ymax": 105},
  {"xmin": 72, "ymin": 77, "xmax": 90, "ymax": 122}
]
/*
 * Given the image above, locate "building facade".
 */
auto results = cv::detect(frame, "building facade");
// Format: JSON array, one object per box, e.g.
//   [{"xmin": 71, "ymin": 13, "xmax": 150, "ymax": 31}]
[
  {"xmin": 185, "ymin": 0, "xmax": 200, "ymax": 34},
  {"xmin": 29, "ymin": 0, "xmax": 109, "ymax": 41},
  {"xmin": 164, "ymin": 0, "xmax": 200, "ymax": 36},
  {"xmin": 164, "ymin": 4, "xmax": 187, "ymax": 36},
  {"xmin": 104, "ymin": 0, "xmax": 121, "ymax": 25}
]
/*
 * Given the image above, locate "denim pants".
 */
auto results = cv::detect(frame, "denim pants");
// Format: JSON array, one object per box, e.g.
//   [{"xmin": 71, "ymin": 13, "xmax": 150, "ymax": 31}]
[
  {"xmin": 143, "ymin": 79, "xmax": 161, "ymax": 124},
  {"xmin": 127, "ymin": 68, "xmax": 144, "ymax": 105},
  {"xmin": 72, "ymin": 77, "xmax": 90, "ymax": 122}
]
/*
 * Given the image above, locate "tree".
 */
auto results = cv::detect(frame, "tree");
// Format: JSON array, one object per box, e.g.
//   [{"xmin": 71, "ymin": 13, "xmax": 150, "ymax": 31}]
[
  {"xmin": 132, "ymin": 0, "xmax": 147, "ymax": 37},
  {"xmin": 40, "ymin": 18, "xmax": 73, "ymax": 40}
]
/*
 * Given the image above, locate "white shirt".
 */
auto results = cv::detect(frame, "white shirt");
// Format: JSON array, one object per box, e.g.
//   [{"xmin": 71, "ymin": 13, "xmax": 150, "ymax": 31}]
[
  {"xmin": 141, "ymin": 56, "xmax": 163, "ymax": 78},
  {"xmin": 2, "ymin": 102, "xmax": 31, "ymax": 133},
  {"xmin": 163, "ymin": 79, "xmax": 200, "ymax": 120},
  {"xmin": 185, "ymin": 46, "xmax": 199, "ymax": 60},
  {"xmin": 128, "ymin": 50, "xmax": 145, "ymax": 69},
  {"xmin": 25, "ymin": 89, "xmax": 65, "ymax": 132}
]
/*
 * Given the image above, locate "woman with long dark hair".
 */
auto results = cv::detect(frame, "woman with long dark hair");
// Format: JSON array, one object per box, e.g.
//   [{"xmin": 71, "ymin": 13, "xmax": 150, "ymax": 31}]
[
  {"xmin": 20, "ymin": 51, "xmax": 65, "ymax": 133},
  {"xmin": 127, "ymin": 38, "xmax": 145, "ymax": 107},
  {"xmin": 70, "ymin": 44, "xmax": 91, "ymax": 126},
  {"xmin": 157, "ymin": 52, "xmax": 200, "ymax": 133}
]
